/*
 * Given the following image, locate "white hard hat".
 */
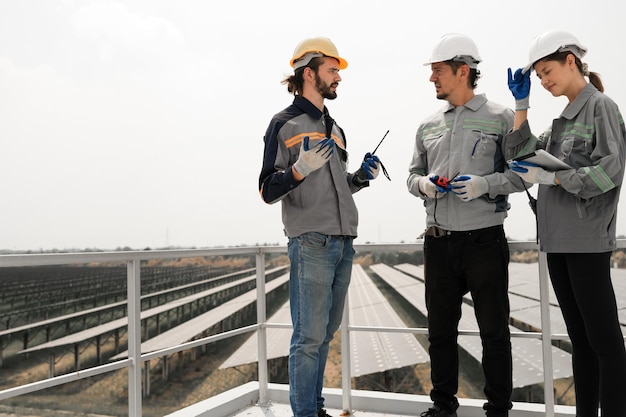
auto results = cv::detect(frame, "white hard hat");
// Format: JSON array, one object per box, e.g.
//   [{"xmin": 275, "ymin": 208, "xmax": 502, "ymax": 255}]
[
  {"xmin": 424, "ymin": 33, "xmax": 482, "ymax": 69},
  {"xmin": 523, "ymin": 30, "xmax": 587, "ymax": 73}
]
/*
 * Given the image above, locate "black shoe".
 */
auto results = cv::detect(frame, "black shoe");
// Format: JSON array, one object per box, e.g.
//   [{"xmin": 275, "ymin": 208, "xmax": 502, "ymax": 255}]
[
  {"xmin": 420, "ymin": 404, "xmax": 458, "ymax": 417},
  {"xmin": 317, "ymin": 408, "xmax": 333, "ymax": 417}
]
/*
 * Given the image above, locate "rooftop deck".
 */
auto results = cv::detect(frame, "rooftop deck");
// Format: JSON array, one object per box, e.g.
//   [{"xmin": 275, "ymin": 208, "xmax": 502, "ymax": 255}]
[{"xmin": 164, "ymin": 381, "xmax": 577, "ymax": 417}]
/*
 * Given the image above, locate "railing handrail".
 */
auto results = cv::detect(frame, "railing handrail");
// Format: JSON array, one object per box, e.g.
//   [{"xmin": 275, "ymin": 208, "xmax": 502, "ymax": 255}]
[
  {"xmin": 0, "ymin": 246, "xmax": 286, "ymax": 267},
  {"xmin": 1, "ymin": 241, "xmax": 624, "ymax": 416}
]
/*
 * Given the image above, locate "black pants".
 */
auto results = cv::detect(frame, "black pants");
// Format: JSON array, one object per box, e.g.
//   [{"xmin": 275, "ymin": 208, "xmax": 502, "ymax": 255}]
[
  {"xmin": 547, "ymin": 252, "xmax": 626, "ymax": 417},
  {"xmin": 424, "ymin": 225, "xmax": 512, "ymax": 416}
]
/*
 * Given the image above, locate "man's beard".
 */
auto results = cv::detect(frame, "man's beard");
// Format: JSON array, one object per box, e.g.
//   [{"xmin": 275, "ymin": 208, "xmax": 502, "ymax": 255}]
[
  {"xmin": 436, "ymin": 92, "xmax": 448, "ymax": 100},
  {"xmin": 315, "ymin": 74, "xmax": 337, "ymax": 100}
]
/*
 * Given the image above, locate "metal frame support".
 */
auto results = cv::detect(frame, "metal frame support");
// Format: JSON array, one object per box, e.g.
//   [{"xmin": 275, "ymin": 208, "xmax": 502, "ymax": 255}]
[
  {"xmin": 255, "ymin": 250, "xmax": 269, "ymax": 406},
  {"xmin": 537, "ymin": 252, "xmax": 555, "ymax": 417},
  {"xmin": 127, "ymin": 260, "xmax": 142, "ymax": 417},
  {"xmin": 341, "ymin": 294, "xmax": 352, "ymax": 415}
]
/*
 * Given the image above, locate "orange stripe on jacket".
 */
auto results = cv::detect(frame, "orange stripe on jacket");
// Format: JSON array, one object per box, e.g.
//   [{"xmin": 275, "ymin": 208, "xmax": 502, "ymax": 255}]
[{"xmin": 285, "ymin": 132, "xmax": 345, "ymax": 150}]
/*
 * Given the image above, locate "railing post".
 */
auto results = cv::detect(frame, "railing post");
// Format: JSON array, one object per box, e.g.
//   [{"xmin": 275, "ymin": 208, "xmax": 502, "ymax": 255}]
[
  {"xmin": 537, "ymin": 251, "xmax": 555, "ymax": 417},
  {"xmin": 255, "ymin": 250, "xmax": 269, "ymax": 405},
  {"xmin": 341, "ymin": 291, "xmax": 352, "ymax": 415},
  {"xmin": 127, "ymin": 259, "xmax": 142, "ymax": 417}
]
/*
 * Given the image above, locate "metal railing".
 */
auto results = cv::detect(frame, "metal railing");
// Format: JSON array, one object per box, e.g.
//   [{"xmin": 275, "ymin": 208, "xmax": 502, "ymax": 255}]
[{"xmin": 0, "ymin": 241, "xmax": 618, "ymax": 416}]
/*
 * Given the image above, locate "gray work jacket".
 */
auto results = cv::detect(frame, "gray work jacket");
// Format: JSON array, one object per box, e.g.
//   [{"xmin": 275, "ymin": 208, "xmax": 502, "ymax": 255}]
[
  {"xmin": 259, "ymin": 96, "xmax": 367, "ymax": 238},
  {"xmin": 407, "ymin": 94, "xmax": 524, "ymax": 232},
  {"xmin": 504, "ymin": 84, "xmax": 626, "ymax": 252}
]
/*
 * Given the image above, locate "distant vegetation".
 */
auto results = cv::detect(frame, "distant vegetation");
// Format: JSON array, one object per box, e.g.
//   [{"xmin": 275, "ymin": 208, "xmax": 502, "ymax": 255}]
[
  {"xmin": 509, "ymin": 248, "xmax": 626, "ymax": 267},
  {"xmin": 355, "ymin": 251, "xmax": 424, "ymax": 267},
  {"xmin": 3, "ymin": 241, "xmax": 626, "ymax": 268}
]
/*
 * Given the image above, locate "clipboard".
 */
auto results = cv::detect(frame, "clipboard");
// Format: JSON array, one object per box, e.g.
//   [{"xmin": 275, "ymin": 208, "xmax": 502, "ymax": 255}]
[{"xmin": 513, "ymin": 149, "xmax": 571, "ymax": 171}]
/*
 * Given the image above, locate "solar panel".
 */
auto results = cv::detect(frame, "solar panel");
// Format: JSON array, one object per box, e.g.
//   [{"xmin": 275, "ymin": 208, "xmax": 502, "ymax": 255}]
[
  {"xmin": 371, "ymin": 263, "xmax": 573, "ymax": 388},
  {"xmin": 219, "ymin": 265, "xmax": 430, "ymax": 377}
]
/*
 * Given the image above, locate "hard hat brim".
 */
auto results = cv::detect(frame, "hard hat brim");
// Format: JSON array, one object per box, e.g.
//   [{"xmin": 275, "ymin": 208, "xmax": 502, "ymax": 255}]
[{"xmin": 291, "ymin": 53, "xmax": 348, "ymax": 70}]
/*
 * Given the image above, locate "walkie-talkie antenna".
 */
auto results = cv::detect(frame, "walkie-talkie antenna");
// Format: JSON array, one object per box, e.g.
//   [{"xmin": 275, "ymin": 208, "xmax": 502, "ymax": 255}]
[{"xmin": 372, "ymin": 130, "xmax": 390, "ymax": 154}]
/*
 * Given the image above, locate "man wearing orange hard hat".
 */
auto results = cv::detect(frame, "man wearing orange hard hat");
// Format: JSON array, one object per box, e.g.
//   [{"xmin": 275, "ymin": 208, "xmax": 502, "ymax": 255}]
[{"xmin": 259, "ymin": 36, "xmax": 385, "ymax": 417}]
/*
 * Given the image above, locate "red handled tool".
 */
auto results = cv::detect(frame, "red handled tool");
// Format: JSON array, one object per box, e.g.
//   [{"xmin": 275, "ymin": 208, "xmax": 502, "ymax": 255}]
[{"xmin": 432, "ymin": 171, "xmax": 459, "ymax": 191}]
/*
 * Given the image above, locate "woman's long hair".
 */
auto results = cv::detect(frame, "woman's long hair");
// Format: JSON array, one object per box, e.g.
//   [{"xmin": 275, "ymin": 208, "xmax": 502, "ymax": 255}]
[{"xmin": 539, "ymin": 51, "xmax": 604, "ymax": 92}]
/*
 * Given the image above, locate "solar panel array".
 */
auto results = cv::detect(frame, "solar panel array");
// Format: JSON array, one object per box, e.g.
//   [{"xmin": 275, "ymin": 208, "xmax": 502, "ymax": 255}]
[
  {"xmin": 371, "ymin": 263, "xmax": 573, "ymax": 388},
  {"xmin": 220, "ymin": 264, "xmax": 430, "ymax": 377},
  {"xmin": 20, "ymin": 259, "xmax": 624, "ymax": 390},
  {"xmin": 347, "ymin": 264, "xmax": 429, "ymax": 376}
]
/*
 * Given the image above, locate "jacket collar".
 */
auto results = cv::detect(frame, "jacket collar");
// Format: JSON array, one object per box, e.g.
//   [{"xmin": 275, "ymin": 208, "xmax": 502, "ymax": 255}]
[
  {"xmin": 293, "ymin": 95, "xmax": 326, "ymax": 120},
  {"xmin": 561, "ymin": 83, "xmax": 598, "ymax": 120},
  {"xmin": 444, "ymin": 93, "xmax": 487, "ymax": 113}
]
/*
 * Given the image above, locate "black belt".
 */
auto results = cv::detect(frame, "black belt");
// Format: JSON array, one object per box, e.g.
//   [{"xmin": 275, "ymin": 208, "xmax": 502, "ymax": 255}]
[
  {"xmin": 424, "ymin": 225, "xmax": 501, "ymax": 238},
  {"xmin": 424, "ymin": 226, "xmax": 457, "ymax": 237}
]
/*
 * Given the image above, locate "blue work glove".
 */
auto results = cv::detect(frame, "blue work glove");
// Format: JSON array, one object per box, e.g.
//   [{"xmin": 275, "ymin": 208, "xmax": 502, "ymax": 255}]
[
  {"xmin": 356, "ymin": 152, "xmax": 381, "ymax": 181},
  {"xmin": 418, "ymin": 174, "xmax": 448, "ymax": 198},
  {"xmin": 509, "ymin": 160, "xmax": 556, "ymax": 185},
  {"xmin": 429, "ymin": 174, "xmax": 454, "ymax": 193},
  {"xmin": 507, "ymin": 67, "xmax": 531, "ymax": 110},
  {"xmin": 450, "ymin": 174, "xmax": 489, "ymax": 202},
  {"xmin": 293, "ymin": 136, "xmax": 335, "ymax": 177}
]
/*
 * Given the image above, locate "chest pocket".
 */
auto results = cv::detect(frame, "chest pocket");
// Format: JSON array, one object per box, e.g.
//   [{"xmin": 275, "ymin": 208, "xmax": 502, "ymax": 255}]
[
  {"xmin": 547, "ymin": 120, "xmax": 595, "ymax": 168},
  {"xmin": 423, "ymin": 133, "xmax": 447, "ymax": 155},
  {"xmin": 468, "ymin": 130, "xmax": 500, "ymax": 160},
  {"xmin": 559, "ymin": 135, "xmax": 594, "ymax": 167}
]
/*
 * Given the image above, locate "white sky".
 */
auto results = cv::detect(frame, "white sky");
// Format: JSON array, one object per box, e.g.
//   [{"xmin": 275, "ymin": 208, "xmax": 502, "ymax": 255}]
[{"xmin": 1, "ymin": 0, "xmax": 624, "ymax": 251}]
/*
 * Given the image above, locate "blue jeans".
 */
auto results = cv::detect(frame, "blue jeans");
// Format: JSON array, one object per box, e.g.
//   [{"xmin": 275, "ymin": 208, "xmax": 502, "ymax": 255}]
[{"xmin": 287, "ymin": 232, "xmax": 354, "ymax": 417}]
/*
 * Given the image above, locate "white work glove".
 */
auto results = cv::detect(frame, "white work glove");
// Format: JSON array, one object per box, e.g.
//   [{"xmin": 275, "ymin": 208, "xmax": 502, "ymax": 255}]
[
  {"xmin": 293, "ymin": 136, "xmax": 335, "ymax": 177},
  {"xmin": 509, "ymin": 161, "xmax": 556, "ymax": 185},
  {"xmin": 418, "ymin": 174, "xmax": 448, "ymax": 199},
  {"xmin": 450, "ymin": 174, "xmax": 489, "ymax": 202}
]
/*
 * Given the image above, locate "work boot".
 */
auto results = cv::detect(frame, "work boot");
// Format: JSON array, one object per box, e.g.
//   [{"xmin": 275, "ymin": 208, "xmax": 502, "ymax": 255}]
[{"xmin": 420, "ymin": 404, "xmax": 458, "ymax": 417}]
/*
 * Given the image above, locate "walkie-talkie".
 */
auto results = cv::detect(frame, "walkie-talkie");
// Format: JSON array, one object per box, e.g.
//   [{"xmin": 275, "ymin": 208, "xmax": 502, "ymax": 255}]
[{"xmin": 369, "ymin": 130, "xmax": 391, "ymax": 181}]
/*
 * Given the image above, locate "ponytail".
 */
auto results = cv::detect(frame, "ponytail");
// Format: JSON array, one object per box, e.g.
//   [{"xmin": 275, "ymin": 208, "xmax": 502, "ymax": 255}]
[
  {"xmin": 580, "ymin": 61, "xmax": 604, "ymax": 92},
  {"xmin": 588, "ymin": 71, "xmax": 604, "ymax": 93}
]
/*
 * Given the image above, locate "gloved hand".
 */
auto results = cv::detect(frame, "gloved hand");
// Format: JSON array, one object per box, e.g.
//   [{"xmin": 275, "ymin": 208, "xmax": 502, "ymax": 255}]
[
  {"xmin": 429, "ymin": 174, "xmax": 454, "ymax": 193},
  {"xmin": 356, "ymin": 152, "xmax": 381, "ymax": 181},
  {"xmin": 293, "ymin": 136, "xmax": 335, "ymax": 177},
  {"xmin": 418, "ymin": 174, "xmax": 448, "ymax": 199},
  {"xmin": 450, "ymin": 175, "xmax": 489, "ymax": 202},
  {"xmin": 507, "ymin": 67, "xmax": 531, "ymax": 110},
  {"xmin": 509, "ymin": 160, "xmax": 556, "ymax": 185}
]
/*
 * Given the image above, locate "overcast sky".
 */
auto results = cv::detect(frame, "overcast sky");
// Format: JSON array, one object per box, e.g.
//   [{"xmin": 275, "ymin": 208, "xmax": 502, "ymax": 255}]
[{"xmin": 1, "ymin": 0, "xmax": 624, "ymax": 251}]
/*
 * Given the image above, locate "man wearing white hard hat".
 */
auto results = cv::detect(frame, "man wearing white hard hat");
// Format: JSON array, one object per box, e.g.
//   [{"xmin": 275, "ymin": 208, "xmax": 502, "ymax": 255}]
[{"xmin": 408, "ymin": 33, "xmax": 524, "ymax": 417}]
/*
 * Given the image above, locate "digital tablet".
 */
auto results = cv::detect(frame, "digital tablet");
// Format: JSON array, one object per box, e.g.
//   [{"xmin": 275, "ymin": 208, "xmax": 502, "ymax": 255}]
[{"xmin": 513, "ymin": 149, "xmax": 571, "ymax": 171}]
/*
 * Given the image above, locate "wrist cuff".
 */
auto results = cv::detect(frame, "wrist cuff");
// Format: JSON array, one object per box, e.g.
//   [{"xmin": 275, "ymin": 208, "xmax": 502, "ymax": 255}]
[{"xmin": 515, "ymin": 97, "xmax": 530, "ymax": 111}]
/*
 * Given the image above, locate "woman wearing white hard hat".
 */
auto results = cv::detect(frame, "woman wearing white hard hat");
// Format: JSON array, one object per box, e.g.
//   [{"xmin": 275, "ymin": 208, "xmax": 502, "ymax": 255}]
[{"xmin": 505, "ymin": 30, "xmax": 626, "ymax": 417}]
